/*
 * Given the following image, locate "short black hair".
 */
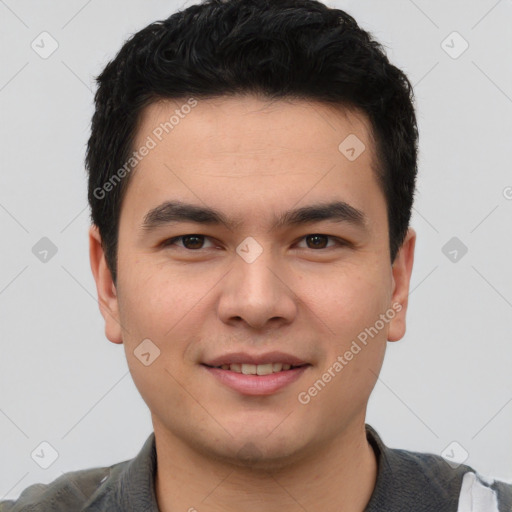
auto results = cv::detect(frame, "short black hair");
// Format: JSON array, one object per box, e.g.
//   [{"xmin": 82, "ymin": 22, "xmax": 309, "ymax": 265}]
[{"xmin": 86, "ymin": 0, "xmax": 418, "ymax": 285}]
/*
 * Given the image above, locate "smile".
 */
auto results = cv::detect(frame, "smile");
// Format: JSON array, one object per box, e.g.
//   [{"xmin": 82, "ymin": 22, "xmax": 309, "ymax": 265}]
[
  {"xmin": 207, "ymin": 362, "xmax": 306, "ymax": 375},
  {"xmin": 201, "ymin": 363, "xmax": 311, "ymax": 395}
]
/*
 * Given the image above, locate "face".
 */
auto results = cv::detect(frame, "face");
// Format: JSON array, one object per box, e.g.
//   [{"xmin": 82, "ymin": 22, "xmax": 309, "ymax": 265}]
[{"xmin": 90, "ymin": 95, "xmax": 415, "ymax": 468}]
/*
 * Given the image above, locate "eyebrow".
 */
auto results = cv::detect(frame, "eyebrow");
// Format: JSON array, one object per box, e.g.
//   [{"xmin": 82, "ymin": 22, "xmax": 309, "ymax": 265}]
[{"xmin": 140, "ymin": 199, "xmax": 368, "ymax": 234}]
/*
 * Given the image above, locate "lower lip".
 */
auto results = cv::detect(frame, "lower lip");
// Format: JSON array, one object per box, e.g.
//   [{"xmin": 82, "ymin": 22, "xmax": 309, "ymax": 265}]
[{"xmin": 202, "ymin": 365, "xmax": 310, "ymax": 396}]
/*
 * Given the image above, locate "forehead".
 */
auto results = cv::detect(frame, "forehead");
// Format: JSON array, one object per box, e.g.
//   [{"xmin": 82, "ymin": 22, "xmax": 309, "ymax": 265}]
[
  {"xmin": 135, "ymin": 95, "xmax": 376, "ymax": 164},
  {"xmin": 122, "ymin": 95, "xmax": 384, "ymax": 229}
]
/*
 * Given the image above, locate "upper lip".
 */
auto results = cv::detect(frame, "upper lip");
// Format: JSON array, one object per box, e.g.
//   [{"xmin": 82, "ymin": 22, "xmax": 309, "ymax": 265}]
[{"xmin": 202, "ymin": 351, "xmax": 309, "ymax": 367}]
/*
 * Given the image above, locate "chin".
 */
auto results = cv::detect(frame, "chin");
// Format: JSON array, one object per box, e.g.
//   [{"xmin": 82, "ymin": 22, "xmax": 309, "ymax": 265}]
[{"xmin": 201, "ymin": 429, "xmax": 312, "ymax": 472}]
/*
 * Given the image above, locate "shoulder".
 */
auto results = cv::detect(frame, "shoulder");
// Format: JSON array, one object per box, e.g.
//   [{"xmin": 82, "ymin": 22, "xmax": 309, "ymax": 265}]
[
  {"xmin": 381, "ymin": 445, "xmax": 511, "ymax": 511},
  {"xmin": 457, "ymin": 471, "xmax": 512, "ymax": 512},
  {"xmin": 0, "ymin": 461, "xmax": 126, "ymax": 512},
  {"xmin": 0, "ymin": 433, "xmax": 157, "ymax": 512},
  {"xmin": 365, "ymin": 424, "xmax": 512, "ymax": 512}
]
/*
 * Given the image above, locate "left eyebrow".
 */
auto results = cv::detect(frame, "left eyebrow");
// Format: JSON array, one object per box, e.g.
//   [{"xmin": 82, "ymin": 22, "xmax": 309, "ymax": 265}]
[
  {"xmin": 272, "ymin": 200, "xmax": 367, "ymax": 231},
  {"xmin": 140, "ymin": 199, "xmax": 368, "ymax": 234}
]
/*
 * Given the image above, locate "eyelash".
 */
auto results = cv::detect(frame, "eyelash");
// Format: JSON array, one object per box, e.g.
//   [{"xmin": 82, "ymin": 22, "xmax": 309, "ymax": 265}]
[{"xmin": 160, "ymin": 234, "xmax": 349, "ymax": 251}]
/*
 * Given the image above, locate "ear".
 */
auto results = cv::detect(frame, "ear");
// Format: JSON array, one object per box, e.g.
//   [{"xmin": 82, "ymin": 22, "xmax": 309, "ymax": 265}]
[
  {"xmin": 88, "ymin": 225, "xmax": 123, "ymax": 344},
  {"xmin": 387, "ymin": 227, "xmax": 416, "ymax": 342}
]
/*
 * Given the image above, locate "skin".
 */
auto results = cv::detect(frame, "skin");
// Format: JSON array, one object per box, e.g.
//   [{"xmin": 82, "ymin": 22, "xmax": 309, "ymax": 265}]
[{"xmin": 89, "ymin": 95, "xmax": 415, "ymax": 512}]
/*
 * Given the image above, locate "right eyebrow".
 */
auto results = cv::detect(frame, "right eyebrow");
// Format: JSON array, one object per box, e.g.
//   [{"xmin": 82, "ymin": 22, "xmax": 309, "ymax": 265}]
[{"xmin": 140, "ymin": 200, "xmax": 236, "ymax": 232}]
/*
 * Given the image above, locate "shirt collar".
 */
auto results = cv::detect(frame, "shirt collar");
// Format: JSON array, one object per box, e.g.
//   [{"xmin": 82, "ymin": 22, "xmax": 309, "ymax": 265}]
[
  {"xmin": 81, "ymin": 424, "xmax": 400, "ymax": 511},
  {"xmin": 82, "ymin": 431, "xmax": 159, "ymax": 511}
]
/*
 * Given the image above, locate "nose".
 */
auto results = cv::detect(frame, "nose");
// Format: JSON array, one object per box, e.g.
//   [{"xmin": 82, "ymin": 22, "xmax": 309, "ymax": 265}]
[{"xmin": 216, "ymin": 244, "xmax": 298, "ymax": 332}]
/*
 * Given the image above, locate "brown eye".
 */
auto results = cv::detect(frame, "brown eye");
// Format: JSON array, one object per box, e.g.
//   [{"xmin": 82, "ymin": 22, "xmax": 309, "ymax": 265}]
[
  {"xmin": 162, "ymin": 235, "xmax": 215, "ymax": 250},
  {"xmin": 305, "ymin": 234, "xmax": 329, "ymax": 249},
  {"xmin": 181, "ymin": 235, "xmax": 205, "ymax": 249}
]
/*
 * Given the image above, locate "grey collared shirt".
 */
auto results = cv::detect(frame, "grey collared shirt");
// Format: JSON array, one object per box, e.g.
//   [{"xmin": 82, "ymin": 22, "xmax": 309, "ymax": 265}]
[{"xmin": 1, "ymin": 424, "xmax": 511, "ymax": 511}]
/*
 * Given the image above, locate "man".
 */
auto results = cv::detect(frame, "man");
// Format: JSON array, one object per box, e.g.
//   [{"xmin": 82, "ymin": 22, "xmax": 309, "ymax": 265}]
[{"xmin": 2, "ymin": 0, "xmax": 510, "ymax": 511}]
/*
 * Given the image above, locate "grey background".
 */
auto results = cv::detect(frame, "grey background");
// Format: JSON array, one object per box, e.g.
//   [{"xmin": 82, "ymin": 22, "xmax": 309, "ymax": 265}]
[{"xmin": 1, "ymin": 0, "xmax": 511, "ymax": 500}]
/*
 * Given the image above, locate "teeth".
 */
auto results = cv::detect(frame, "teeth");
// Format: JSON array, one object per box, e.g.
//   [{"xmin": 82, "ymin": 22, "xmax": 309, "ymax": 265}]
[
  {"xmin": 241, "ymin": 364, "xmax": 257, "ymax": 375},
  {"xmin": 256, "ymin": 363, "xmax": 273, "ymax": 375},
  {"xmin": 214, "ymin": 362, "xmax": 300, "ymax": 374}
]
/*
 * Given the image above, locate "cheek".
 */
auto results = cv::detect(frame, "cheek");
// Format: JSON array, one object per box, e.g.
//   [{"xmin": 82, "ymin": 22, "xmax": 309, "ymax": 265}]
[
  {"xmin": 117, "ymin": 263, "xmax": 215, "ymax": 392},
  {"xmin": 297, "ymin": 263, "xmax": 391, "ymax": 337},
  {"xmin": 117, "ymin": 268, "xmax": 199, "ymax": 410},
  {"xmin": 118, "ymin": 260, "xmax": 199, "ymax": 335},
  {"xmin": 303, "ymin": 272, "xmax": 389, "ymax": 409}
]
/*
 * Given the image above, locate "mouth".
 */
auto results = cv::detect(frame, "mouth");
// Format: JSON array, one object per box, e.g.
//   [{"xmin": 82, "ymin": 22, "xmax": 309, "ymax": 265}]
[
  {"xmin": 200, "ymin": 354, "xmax": 311, "ymax": 395},
  {"xmin": 202, "ymin": 362, "xmax": 308, "ymax": 375}
]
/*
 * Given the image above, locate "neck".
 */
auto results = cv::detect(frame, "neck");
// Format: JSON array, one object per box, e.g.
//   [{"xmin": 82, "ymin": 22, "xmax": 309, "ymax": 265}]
[{"xmin": 154, "ymin": 420, "xmax": 378, "ymax": 512}]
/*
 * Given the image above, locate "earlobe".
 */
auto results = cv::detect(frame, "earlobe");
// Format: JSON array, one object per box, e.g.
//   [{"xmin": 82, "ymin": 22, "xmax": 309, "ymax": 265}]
[
  {"xmin": 387, "ymin": 227, "xmax": 416, "ymax": 342},
  {"xmin": 88, "ymin": 225, "xmax": 123, "ymax": 344}
]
